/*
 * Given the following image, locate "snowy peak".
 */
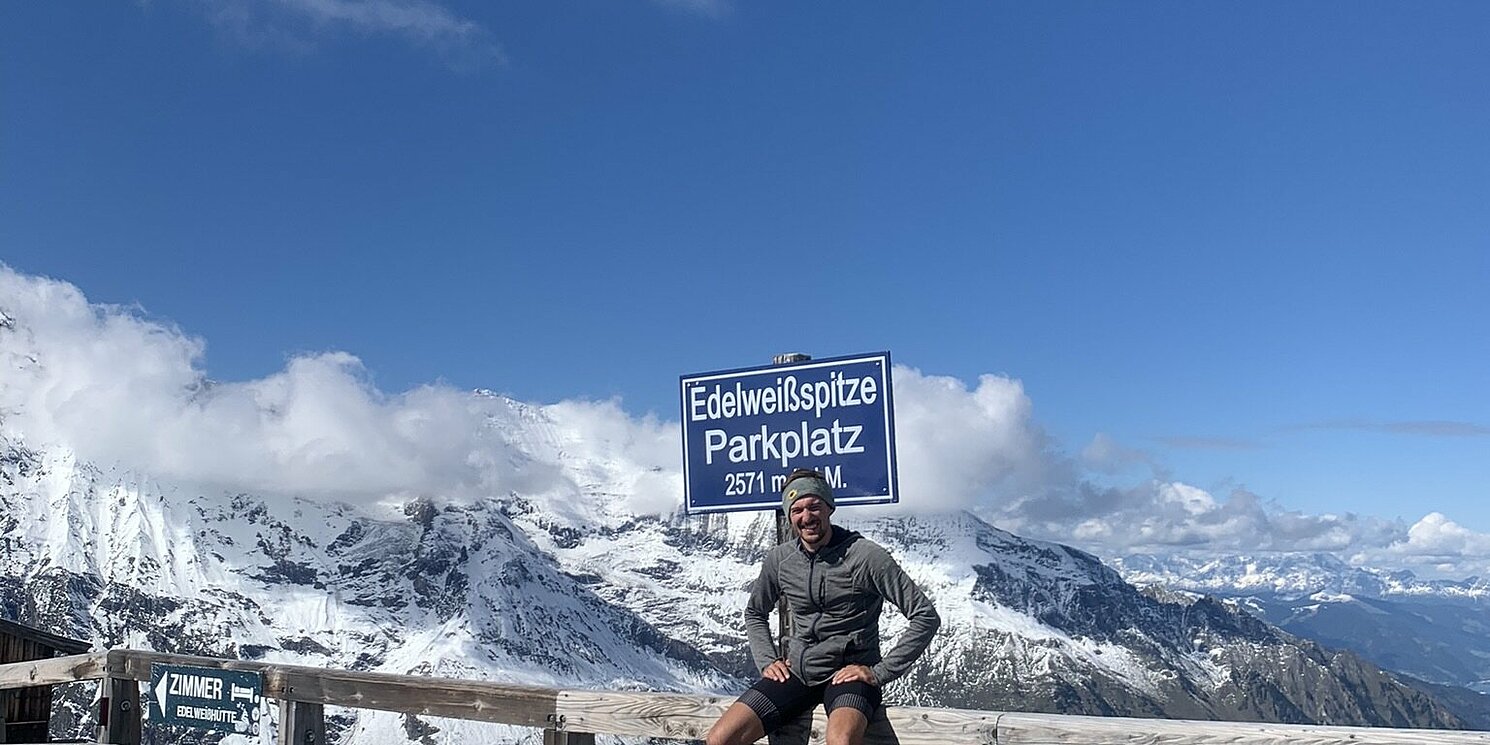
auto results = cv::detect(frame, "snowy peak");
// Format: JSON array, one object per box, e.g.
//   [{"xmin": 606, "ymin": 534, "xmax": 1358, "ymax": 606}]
[{"xmin": 1112, "ymin": 552, "xmax": 1490, "ymax": 602}]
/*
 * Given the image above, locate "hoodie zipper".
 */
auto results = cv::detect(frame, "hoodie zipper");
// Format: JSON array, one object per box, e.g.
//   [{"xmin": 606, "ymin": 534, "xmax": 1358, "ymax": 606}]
[
  {"xmin": 797, "ymin": 546, "xmax": 831, "ymax": 680},
  {"xmin": 796, "ymin": 550, "xmax": 814, "ymax": 675}
]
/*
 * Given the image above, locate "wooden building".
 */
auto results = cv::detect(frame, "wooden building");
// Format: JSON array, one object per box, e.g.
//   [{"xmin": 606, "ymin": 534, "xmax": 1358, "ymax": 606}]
[{"xmin": 0, "ymin": 618, "xmax": 89, "ymax": 743}]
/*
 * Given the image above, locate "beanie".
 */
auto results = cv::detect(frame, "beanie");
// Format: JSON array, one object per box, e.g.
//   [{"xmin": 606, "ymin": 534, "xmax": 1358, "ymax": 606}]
[{"xmin": 781, "ymin": 469, "xmax": 835, "ymax": 513}]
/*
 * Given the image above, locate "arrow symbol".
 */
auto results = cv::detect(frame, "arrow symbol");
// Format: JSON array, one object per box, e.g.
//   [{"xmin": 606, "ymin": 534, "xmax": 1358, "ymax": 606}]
[{"xmin": 154, "ymin": 672, "xmax": 170, "ymax": 717}]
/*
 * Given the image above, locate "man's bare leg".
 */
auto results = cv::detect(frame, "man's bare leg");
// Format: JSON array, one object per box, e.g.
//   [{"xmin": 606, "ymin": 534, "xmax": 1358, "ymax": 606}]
[
  {"xmin": 824, "ymin": 706, "xmax": 869, "ymax": 745},
  {"xmin": 705, "ymin": 701, "xmax": 766, "ymax": 745}
]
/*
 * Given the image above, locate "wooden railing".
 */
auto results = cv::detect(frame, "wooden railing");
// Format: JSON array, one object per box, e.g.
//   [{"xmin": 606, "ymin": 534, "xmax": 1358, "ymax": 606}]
[{"xmin": 2, "ymin": 649, "xmax": 1488, "ymax": 744}]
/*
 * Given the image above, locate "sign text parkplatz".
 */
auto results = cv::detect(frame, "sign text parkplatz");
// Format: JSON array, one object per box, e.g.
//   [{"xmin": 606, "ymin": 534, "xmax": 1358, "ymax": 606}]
[{"xmin": 680, "ymin": 352, "xmax": 898, "ymax": 513}]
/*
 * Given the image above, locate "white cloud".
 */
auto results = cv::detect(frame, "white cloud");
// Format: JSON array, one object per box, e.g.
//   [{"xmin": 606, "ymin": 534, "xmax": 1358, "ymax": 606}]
[
  {"xmin": 1384, "ymin": 512, "xmax": 1490, "ymax": 559},
  {"xmin": 283, "ymin": 0, "xmax": 480, "ymax": 39},
  {"xmin": 4, "ymin": 266, "xmax": 1488, "ymax": 578},
  {"xmin": 887, "ymin": 369, "xmax": 1058, "ymax": 514},
  {"xmin": 0, "ymin": 268, "xmax": 532, "ymax": 502},
  {"xmin": 189, "ymin": 0, "xmax": 503, "ymax": 65},
  {"xmin": 541, "ymin": 397, "xmax": 684, "ymax": 517},
  {"xmin": 648, "ymin": 0, "xmax": 730, "ymax": 17}
]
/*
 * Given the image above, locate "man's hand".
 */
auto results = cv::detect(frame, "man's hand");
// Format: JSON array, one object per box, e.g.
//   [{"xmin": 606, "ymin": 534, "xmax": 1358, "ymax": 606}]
[
  {"xmin": 830, "ymin": 664, "xmax": 878, "ymax": 686},
  {"xmin": 763, "ymin": 659, "xmax": 791, "ymax": 682}
]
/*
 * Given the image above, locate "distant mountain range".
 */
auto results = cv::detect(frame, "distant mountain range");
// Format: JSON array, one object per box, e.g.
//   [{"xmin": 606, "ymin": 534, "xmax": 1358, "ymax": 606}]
[
  {"xmin": 1112, "ymin": 552, "xmax": 1490, "ymax": 603},
  {"xmin": 1110, "ymin": 552, "xmax": 1490, "ymax": 725}
]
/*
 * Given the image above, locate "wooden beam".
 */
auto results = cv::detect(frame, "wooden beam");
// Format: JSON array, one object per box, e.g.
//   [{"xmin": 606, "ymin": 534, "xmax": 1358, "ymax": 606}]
[
  {"xmin": 0, "ymin": 653, "xmax": 107, "ymax": 691},
  {"xmin": 108, "ymin": 650, "xmax": 560, "ymax": 728},
  {"xmin": 995, "ymin": 712, "xmax": 1490, "ymax": 745},
  {"xmin": 556, "ymin": 689, "xmax": 731, "ymax": 741}
]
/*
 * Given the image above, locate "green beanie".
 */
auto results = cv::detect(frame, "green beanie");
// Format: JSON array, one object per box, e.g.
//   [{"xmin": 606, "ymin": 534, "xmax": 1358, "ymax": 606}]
[{"xmin": 781, "ymin": 469, "xmax": 834, "ymax": 513}]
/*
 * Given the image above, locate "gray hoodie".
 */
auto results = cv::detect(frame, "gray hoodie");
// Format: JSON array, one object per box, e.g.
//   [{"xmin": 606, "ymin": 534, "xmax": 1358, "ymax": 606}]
[{"xmin": 744, "ymin": 527, "xmax": 940, "ymax": 687}]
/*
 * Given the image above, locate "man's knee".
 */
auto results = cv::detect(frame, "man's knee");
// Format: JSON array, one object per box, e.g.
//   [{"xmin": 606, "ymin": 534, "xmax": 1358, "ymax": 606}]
[
  {"xmin": 824, "ymin": 726, "xmax": 862, "ymax": 745},
  {"xmin": 707, "ymin": 702, "xmax": 763, "ymax": 745},
  {"xmin": 704, "ymin": 724, "xmax": 733, "ymax": 745},
  {"xmin": 705, "ymin": 719, "xmax": 738, "ymax": 745},
  {"xmin": 824, "ymin": 708, "xmax": 869, "ymax": 745}
]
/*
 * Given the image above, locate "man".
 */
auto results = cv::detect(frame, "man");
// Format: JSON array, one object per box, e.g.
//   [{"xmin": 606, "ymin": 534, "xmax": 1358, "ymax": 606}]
[{"xmin": 706, "ymin": 469, "xmax": 941, "ymax": 745}]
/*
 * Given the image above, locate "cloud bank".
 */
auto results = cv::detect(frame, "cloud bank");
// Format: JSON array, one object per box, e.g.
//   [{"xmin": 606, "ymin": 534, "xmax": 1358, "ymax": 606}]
[{"xmin": 2, "ymin": 266, "xmax": 1487, "ymax": 578}]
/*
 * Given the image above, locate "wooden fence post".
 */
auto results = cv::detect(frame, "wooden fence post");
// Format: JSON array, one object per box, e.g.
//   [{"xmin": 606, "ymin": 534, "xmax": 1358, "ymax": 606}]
[
  {"xmin": 542, "ymin": 727, "xmax": 595, "ymax": 745},
  {"xmin": 0, "ymin": 688, "xmax": 10, "ymax": 744},
  {"xmin": 278, "ymin": 700, "xmax": 326, "ymax": 745},
  {"xmin": 95, "ymin": 676, "xmax": 141, "ymax": 745}
]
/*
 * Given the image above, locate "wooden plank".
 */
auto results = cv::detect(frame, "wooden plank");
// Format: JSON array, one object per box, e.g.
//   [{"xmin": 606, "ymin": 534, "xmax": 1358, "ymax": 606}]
[
  {"xmin": 96, "ymin": 677, "xmax": 140, "ymax": 745},
  {"xmin": 109, "ymin": 650, "xmax": 560, "ymax": 728},
  {"xmin": 555, "ymin": 690, "xmax": 731, "ymax": 741},
  {"xmin": 554, "ymin": 689, "xmax": 1000, "ymax": 745},
  {"xmin": 0, "ymin": 654, "xmax": 107, "ymax": 691},
  {"xmin": 276, "ymin": 667, "xmax": 558, "ymax": 727},
  {"xmin": 996, "ymin": 712, "xmax": 1490, "ymax": 745},
  {"xmin": 278, "ymin": 700, "xmax": 327, "ymax": 745},
  {"xmin": 107, "ymin": 649, "xmax": 273, "ymax": 682}
]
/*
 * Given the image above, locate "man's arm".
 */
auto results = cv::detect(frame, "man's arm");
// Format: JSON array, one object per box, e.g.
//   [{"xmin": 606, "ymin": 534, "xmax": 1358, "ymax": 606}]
[
  {"xmin": 744, "ymin": 548, "xmax": 783, "ymax": 674},
  {"xmin": 863, "ymin": 544, "xmax": 940, "ymax": 686}
]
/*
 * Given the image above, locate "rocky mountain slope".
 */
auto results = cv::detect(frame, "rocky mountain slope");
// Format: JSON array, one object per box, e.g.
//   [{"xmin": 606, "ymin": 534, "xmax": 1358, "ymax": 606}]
[{"xmin": 1112, "ymin": 553, "xmax": 1490, "ymax": 693}]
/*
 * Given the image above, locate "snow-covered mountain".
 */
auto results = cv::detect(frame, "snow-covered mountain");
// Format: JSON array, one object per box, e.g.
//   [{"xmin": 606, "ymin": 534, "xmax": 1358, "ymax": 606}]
[
  {"xmin": 1111, "ymin": 552, "xmax": 1490, "ymax": 717},
  {"xmin": 511, "ymin": 496, "xmax": 1460, "ymax": 726},
  {"xmin": 0, "ymin": 433, "xmax": 730, "ymax": 744},
  {"xmin": 0, "ymin": 409, "xmax": 1468, "ymax": 743},
  {"xmin": 1112, "ymin": 553, "xmax": 1490, "ymax": 602}
]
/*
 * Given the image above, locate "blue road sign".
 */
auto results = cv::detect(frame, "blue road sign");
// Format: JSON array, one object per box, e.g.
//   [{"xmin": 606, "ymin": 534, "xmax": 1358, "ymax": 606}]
[
  {"xmin": 148, "ymin": 663, "xmax": 263, "ymax": 735},
  {"xmin": 680, "ymin": 352, "xmax": 899, "ymax": 514}
]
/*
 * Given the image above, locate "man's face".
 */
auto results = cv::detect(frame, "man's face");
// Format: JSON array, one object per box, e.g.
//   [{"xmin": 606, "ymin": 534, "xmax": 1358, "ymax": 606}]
[{"xmin": 789, "ymin": 495, "xmax": 833, "ymax": 548}]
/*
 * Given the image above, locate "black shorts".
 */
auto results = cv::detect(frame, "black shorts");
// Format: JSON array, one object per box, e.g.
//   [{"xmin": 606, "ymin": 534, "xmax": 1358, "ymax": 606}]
[{"xmin": 737, "ymin": 674, "xmax": 883, "ymax": 734}]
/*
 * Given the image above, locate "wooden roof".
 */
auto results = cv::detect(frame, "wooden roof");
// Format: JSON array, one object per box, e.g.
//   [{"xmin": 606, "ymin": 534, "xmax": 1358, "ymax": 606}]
[{"xmin": 0, "ymin": 617, "xmax": 90, "ymax": 655}]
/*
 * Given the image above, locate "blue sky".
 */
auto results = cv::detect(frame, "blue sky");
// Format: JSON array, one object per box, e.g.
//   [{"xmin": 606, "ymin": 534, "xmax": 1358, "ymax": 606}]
[{"xmin": 2, "ymin": 2, "xmax": 1487, "ymax": 541}]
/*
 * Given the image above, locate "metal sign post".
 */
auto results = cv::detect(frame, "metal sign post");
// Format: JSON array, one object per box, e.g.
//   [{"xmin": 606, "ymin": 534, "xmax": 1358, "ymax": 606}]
[{"xmin": 769, "ymin": 352, "xmax": 811, "ymax": 660}]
